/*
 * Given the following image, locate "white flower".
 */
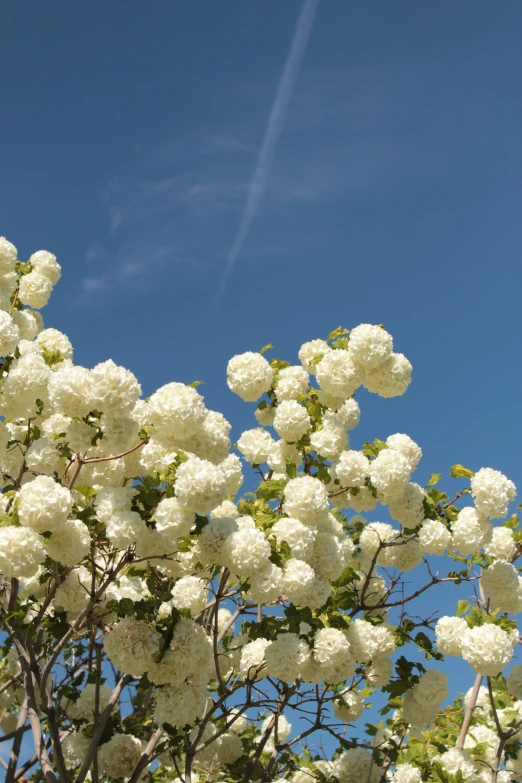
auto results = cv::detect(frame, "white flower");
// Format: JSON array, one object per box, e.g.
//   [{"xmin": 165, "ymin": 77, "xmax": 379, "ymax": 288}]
[
  {"xmin": 67, "ymin": 682, "xmax": 114, "ymax": 722},
  {"xmin": 273, "ymin": 400, "xmax": 311, "ymax": 443},
  {"xmin": 385, "ymin": 433, "xmax": 422, "ymax": 471},
  {"xmin": 48, "ymin": 365, "xmax": 93, "ymax": 417},
  {"xmin": 298, "ymin": 339, "xmax": 330, "ymax": 373},
  {"xmin": 365, "ymin": 657, "xmax": 392, "ymax": 687},
  {"xmin": 0, "ymin": 237, "xmax": 18, "ymax": 275},
  {"xmin": 219, "ymin": 453, "xmax": 244, "ymax": 495},
  {"xmin": 332, "ymin": 688, "xmax": 364, "ymax": 723},
  {"xmin": 485, "ymin": 526, "xmax": 516, "ymax": 560},
  {"xmin": 333, "ymin": 397, "xmax": 361, "ymax": 430},
  {"xmin": 18, "ymin": 271, "xmax": 53, "ymax": 309},
  {"xmin": 471, "ymin": 467, "xmax": 517, "ymax": 519},
  {"xmin": 12, "ymin": 310, "xmax": 39, "ymax": 341},
  {"xmin": 227, "ymin": 352, "xmax": 273, "ymax": 402},
  {"xmin": 40, "ymin": 412, "xmax": 71, "ymax": 439},
  {"xmin": 391, "ymin": 763, "xmax": 422, "ymax": 783},
  {"xmin": 148, "ymin": 382, "xmax": 206, "ymax": 444},
  {"xmin": 275, "ymin": 365, "xmax": 309, "ymax": 402},
  {"xmin": 388, "ymin": 483, "xmax": 425, "ymax": 528},
  {"xmin": 283, "ymin": 476, "xmax": 330, "ymax": 526},
  {"xmin": 481, "ymin": 560, "xmax": 521, "ymax": 612},
  {"xmin": 147, "ymin": 618, "xmax": 212, "ymax": 686},
  {"xmin": 217, "ymin": 731, "xmax": 243, "ymax": 764},
  {"xmin": 175, "ymin": 456, "xmax": 227, "ymax": 515},
  {"xmin": 224, "ymin": 526, "xmax": 271, "ymax": 577},
  {"xmin": 432, "ymin": 749, "xmax": 475, "ymax": 782},
  {"xmin": 461, "ymin": 624, "xmax": 514, "ymax": 675},
  {"xmin": 507, "ymin": 665, "xmax": 522, "ymax": 700},
  {"xmin": 362, "ymin": 352, "xmax": 412, "ymax": 398},
  {"xmin": 155, "ymin": 496, "xmax": 194, "ymax": 538},
  {"xmin": 336, "ymin": 450, "xmax": 369, "ymax": 488},
  {"xmin": 310, "ymin": 421, "xmax": 348, "ymax": 460},
  {"xmin": 18, "ymin": 475, "xmax": 73, "ymax": 533},
  {"xmin": 346, "ymin": 619, "xmax": 396, "ymax": 662},
  {"xmin": 359, "ymin": 522, "xmax": 397, "ymax": 559},
  {"xmin": 171, "ymin": 576, "xmax": 208, "ymax": 615},
  {"xmin": 331, "ymin": 747, "xmax": 382, "ymax": 783},
  {"xmin": 316, "ymin": 350, "xmax": 361, "ymax": 399},
  {"xmin": 155, "ymin": 680, "xmax": 208, "ymax": 729},
  {"xmin": 265, "ymin": 633, "xmax": 311, "ymax": 682},
  {"xmin": 418, "ymin": 519, "xmax": 452, "ymax": 555},
  {"xmin": 434, "ymin": 616, "xmax": 467, "ymax": 656},
  {"xmin": 402, "ymin": 670, "xmax": 448, "ymax": 726},
  {"xmin": 348, "ymin": 324, "xmax": 393, "ymax": 370},
  {"xmin": 307, "ymin": 531, "xmax": 346, "ymax": 581},
  {"xmin": 103, "ymin": 617, "xmax": 161, "ymax": 676},
  {"xmin": 98, "ymin": 734, "xmax": 143, "ymax": 778},
  {"xmin": 237, "ymin": 427, "xmax": 274, "ymax": 464},
  {"xmin": 346, "ymin": 486, "xmax": 378, "ymax": 513},
  {"xmin": 54, "ymin": 566, "xmax": 92, "ymax": 616},
  {"xmin": 0, "ymin": 526, "xmax": 46, "ymax": 579},
  {"xmin": 36, "ymin": 328, "xmax": 73, "ymax": 361},
  {"xmin": 210, "ymin": 499, "xmax": 239, "ymax": 520},
  {"xmin": 247, "ymin": 562, "xmax": 283, "ymax": 603},
  {"xmin": 88, "ymin": 359, "xmax": 141, "ymax": 415},
  {"xmin": 368, "ymin": 448, "xmax": 411, "ymax": 501},
  {"xmin": 240, "ymin": 638, "xmax": 270, "ymax": 679},
  {"xmin": 0, "ymin": 353, "xmax": 51, "ymax": 419},
  {"xmin": 452, "ymin": 506, "xmax": 492, "ymax": 555},
  {"xmin": 255, "ymin": 405, "xmax": 276, "ymax": 427},
  {"xmin": 312, "ymin": 627, "xmax": 356, "ymax": 684},
  {"xmin": 271, "ymin": 517, "xmax": 315, "ymax": 559},
  {"xmin": 45, "ymin": 520, "xmax": 90, "ymax": 566},
  {"xmin": 198, "ymin": 517, "xmax": 237, "ymax": 567},
  {"xmin": 29, "ymin": 250, "xmax": 61, "ymax": 284},
  {"xmin": 0, "ymin": 311, "xmax": 20, "ymax": 355},
  {"xmin": 267, "ymin": 440, "xmax": 302, "ymax": 473},
  {"xmin": 95, "ymin": 487, "xmax": 136, "ymax": 524},
  {"xmin": 380, "ymin": 537, "xmax": 422, "ymax": 572},
  {"xmin": 25, "ymin": 437, "xmax": 64, "ymax": 476}
]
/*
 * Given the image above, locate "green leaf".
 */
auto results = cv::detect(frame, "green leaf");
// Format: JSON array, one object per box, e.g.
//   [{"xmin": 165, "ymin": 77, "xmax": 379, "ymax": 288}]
[
  {"xmin": 74, "ymin": 485, "xmax": 98, "ymax": 499},
  {"xmin": 0, "ymin": 514, "xmax": 17, "ymax": 528},
  {"xmin": 327, "ymin": 326, "xmax": 350, "ymax": 342},
  {"xmin": 189, "ymin": 380, "xmax": 204, "ymax": 388},
  {"xmin": 449, "ymin": 464, "xmax": 475, "ymax": 479},
  {"xmin": 425, "ymin": 473, "xmax": 442, "ymax": 489},
  {"xmin": 259, "ymin": 344, "xmax": 273, "ymax": 355},
  {"xmin": 362, "ymin": 438, "xmax": 388, "ymax": 458},
  {"xmin": 502, "ymin": 514, "xmax": 520, "ymax": 530},
  {"xmin": 256, "ymin": 479, "xmax": 287, "ymax": 501},
  {"xmin": 456, "ymin": 599, "xmax": 470, "ymax": 617},
  {"xmin": 428, "ymin": 488, "xmax": 448, "ymax": 504},
  {"xmin": 285, "ymin": 460, "xmax": 297, "ymax": 479}
]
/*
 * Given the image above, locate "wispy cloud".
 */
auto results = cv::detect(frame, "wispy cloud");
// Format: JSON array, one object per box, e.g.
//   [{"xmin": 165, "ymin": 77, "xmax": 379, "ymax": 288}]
[
  {"xmin": 211, "ymin": 0, "xmax": 319, "ymax": 313},
  {"xmin": 80, "ymin": 47, "xmax": 446, "ymax": 303}
]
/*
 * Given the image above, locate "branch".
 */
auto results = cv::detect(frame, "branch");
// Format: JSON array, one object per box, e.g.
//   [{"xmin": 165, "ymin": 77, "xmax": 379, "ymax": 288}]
[
  {"xmin": 75, "ymin": 673, "xmax": 134, "ymax": 783},
  {"xmin": 456, "ymin": 672, "xmax": 482, "ymax": 750}
]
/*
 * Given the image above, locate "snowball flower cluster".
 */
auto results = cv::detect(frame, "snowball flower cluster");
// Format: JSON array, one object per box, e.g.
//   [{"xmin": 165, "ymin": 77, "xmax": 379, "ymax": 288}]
[
  {"xmin": 283, "ymin": 476, "xmax": 330, "ymax": 526},
  {"xmin": 402, "ymin": 670, "xmax": 448, "ymax": 726},
  {"xmin": 460, "ymin": 623, "xmax": 514, "ymax": 675},
  {"xmin": 227, "ymin": 352, "xmax": 273, "ymax": 402},
  {"xmin": 471, "ymin": 467, "xmax": 517, "ymax": 519},
  {"xmin": 18, "ymin": 475, "xmax": 73, "ymax": 533},
  {"xmin": 175, "ymin": 456, "xmax": 227, "ymax": 514},
  {"xmin": 103, "ymin": 617, "xmax": 161, "ymax": 676}
]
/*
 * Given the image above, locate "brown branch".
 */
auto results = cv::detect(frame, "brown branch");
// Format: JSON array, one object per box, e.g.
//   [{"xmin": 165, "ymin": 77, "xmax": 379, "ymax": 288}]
[{"xmin": 456, "ymin": 673, "xmax": 482, "ymax": 750}]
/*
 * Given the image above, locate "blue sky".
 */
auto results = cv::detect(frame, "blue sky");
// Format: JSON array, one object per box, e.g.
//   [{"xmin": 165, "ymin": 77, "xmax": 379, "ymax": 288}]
[{"xmin": 2, "ymin": 0, "xmax": 522, "ymax": 739}]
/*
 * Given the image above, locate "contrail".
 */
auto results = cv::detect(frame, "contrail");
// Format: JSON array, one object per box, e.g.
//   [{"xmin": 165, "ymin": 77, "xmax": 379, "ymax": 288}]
[{"xmin": 211, "ymin": 0, "xmax": 319, "ymax": 313}]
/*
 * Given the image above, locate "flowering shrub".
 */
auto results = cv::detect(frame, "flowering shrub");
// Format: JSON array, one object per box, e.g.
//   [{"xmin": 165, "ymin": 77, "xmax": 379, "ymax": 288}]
[{"xmin": 0, "ymin": 235, "xmax": 521, "ymax": 783}]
